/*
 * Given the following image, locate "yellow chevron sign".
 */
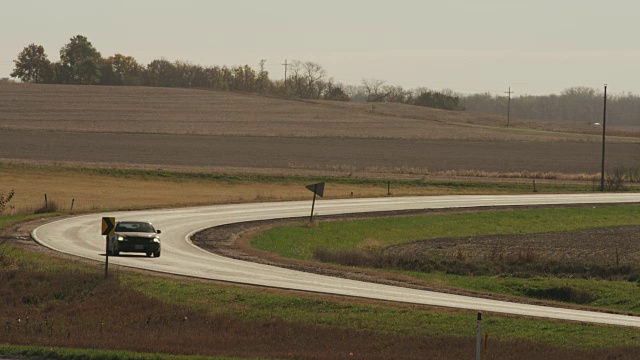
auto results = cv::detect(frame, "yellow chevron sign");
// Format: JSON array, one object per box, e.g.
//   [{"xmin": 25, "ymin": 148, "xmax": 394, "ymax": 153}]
[{"xmin": 101, "ymin": 217, "xmax": 115, "ymax": 236}]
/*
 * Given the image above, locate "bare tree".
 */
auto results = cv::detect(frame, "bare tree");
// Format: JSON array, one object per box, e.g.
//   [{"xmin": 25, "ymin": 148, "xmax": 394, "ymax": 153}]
[
  {"xmin": 302, "ymin": 61, "xmax": 326, "ymax": 98},
  {"xmin": 343, "ymin": 84, "xmax": 367, "ymax": 102},
  {"xmin": 362, "ymin": 78, "xmax": 388, "ymax": 102},
  {"xmin": 287, "ymin": 60, "xmax": 304, "ymax": 97},
  {"xmin": 256, "ymin": 59, "xmax": 270, "ymax": 93},
  {"xmin": 286, "ymin": 60, "xmax": 326, "ymax": 99},
  {"xmin": 322, "ymin": 78, "xmax": 350, "ymax": 101},
  {"xmin": 383, "ymin": 85, "xmax": 410, "ymax": 103},
  {"xmin": 0, "ymin": 189, "xmax": 14, "ymax": 214}
]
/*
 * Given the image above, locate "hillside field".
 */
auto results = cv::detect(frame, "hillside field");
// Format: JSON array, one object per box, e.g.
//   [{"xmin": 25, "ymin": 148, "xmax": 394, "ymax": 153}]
[{"xmin": 1, "ymin": 84, "xmax": 639, "ymax": 176}]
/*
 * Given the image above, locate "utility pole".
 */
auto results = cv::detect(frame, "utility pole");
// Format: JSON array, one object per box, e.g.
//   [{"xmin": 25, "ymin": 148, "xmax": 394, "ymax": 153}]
[
  {"xmin": 600, "ymin": 84, "xmax": 608, "ymax": 192},
  {"xmin": 475, "ymin": 312, "xmax": 482, "ymax": 360},
  {"xmin": 505, "ymin": 87, "xmax": 513, "ymax": 126},
  {"xmin": 282, "ymin": 59, "xmax": 289, "ymax": 96}
]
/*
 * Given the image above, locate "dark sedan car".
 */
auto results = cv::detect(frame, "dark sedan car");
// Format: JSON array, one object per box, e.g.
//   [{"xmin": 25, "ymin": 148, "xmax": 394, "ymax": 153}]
[{"xmin": 107, "ymin": 221, "xmax": 161, "ymax": 257}]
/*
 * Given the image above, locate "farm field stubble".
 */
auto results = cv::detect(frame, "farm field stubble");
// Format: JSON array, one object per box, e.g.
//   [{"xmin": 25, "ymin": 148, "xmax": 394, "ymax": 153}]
[
  {"xmin": 2, "ymin": 129, "xmax": 639, "ymax": 174},
  {"xmin": 5, "ymin": 83, "xmax": 639, "ymax": 141},
  {"xmin": 2, "ymin": 84, "xmax": 640, "ymax": 176}
]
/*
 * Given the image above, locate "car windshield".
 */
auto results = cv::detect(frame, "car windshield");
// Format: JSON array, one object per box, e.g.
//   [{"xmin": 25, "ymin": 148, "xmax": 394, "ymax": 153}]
[{"xmin": 115, "ymin": 222, "xmax": 155, "ymax": 233}]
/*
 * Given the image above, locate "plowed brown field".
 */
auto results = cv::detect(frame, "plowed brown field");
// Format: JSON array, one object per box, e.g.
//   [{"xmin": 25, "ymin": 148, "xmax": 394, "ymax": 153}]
[{"xmin": 1, "ymin": 84, "xmax": 639, "ymax": 174}]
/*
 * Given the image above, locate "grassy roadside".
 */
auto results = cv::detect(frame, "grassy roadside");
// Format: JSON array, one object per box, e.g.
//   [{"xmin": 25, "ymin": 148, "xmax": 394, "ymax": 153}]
[
  {"xmin": 251, "ymin": 205, "xmax": 640, "ymax": 314},
  {"xmin": 0, "ymin": 213, "xmax": 44, "ymax": 230},
  {"xmin": 2, "ymin": 232, "xmax": 640, "ymax": 360}
]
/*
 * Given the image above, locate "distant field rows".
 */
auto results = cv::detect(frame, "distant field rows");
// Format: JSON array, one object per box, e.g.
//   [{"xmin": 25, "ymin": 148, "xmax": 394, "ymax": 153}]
[
  {"xmin": 0, "ymin": 129, "xmax": 636, "ymax": 174},
  {"xmin": 1, "ymin": 84, "xmax": 639, "ymax": 175},
  {"xmin": 2, "ymin": 84, "xmax": 638, "ymax": 141}
]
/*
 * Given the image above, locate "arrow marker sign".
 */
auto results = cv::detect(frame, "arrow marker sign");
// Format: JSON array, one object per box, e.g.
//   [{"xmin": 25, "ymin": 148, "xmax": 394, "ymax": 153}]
[
  {"xmin": 305, "ymin": 182, "xmax": 325, "ymax": 197},
  {"xmin": 306, "ymin": 182, "xmax": 325, "ymax": 222},
  {"xmin": 102, "ymin": 217, "xmax": 115, "ymax": 236}
]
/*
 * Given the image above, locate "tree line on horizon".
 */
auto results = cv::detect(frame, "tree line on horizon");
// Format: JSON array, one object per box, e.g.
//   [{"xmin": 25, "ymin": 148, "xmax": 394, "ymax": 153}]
[
  {"xmin": 463, "ymin": 87, "xmax": 640, "ymax": 126},
  {"xmin": 8, "ymin": 35, "xmax": 464, "ymax": 111},
  {"xmin": 8, "ymin": 35, "xmax": 640, "ymax": 126}
]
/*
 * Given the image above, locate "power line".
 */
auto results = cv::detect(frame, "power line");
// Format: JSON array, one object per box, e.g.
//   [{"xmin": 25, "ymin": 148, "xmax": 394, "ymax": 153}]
[
  {"xmin": 600, "ymin": 84, "xmax": 608, "ymax": 192},
  {"xmin": 504, "ymin": 87, "xmax": 514, "ymax": 126},
  {"xmin": 282, "ymin": 59, "xmax": 290, "ymax": 95}
]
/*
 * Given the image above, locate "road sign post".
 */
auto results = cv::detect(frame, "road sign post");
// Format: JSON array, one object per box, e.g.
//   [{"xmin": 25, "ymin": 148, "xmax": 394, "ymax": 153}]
[
  {"xmin": 101, "ymin": 217, "xmax": 115, "ymax": 279},
  {"xmin": 310, "ymin": 191, "xmax": 317, "ymax": 222},
  {"xmin": 305, "ymin": 182, "xmax": 325, "ymax": 222}
]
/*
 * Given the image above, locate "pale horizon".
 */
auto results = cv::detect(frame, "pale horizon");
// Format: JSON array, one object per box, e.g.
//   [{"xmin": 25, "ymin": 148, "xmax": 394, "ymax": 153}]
[{"xmin": 1, "ymin": 0, "xmax": 637, "ymax": 96}]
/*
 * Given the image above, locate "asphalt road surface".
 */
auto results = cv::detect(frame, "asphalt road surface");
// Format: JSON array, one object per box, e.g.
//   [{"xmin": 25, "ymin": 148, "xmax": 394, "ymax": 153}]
[{"xmin": 32, "ymin": 194, "xmax": 640, "ymax": 327}]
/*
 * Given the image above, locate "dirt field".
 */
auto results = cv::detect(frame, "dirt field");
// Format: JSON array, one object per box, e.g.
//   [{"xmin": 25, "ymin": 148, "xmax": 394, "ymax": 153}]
[
  {"xmin": 1, "ymin": 84, "xmax": 639, "ymax": 175},
  {"xmin": 384, "ymin": 225, "xmax": 640, "ymax": 266},
  {"xmin": 6, "ymin": 83, "xmax": 637, "ymax": 141},
  {"xmin": 0, "ymin": 129, "xmax": 637, "ymax": 174}
]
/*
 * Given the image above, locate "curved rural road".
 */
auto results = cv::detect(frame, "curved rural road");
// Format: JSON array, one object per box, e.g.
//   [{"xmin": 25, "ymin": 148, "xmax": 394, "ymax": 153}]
[{"xmin": 32, "ymin": 194, "xmax": 640, "ymax": 327}]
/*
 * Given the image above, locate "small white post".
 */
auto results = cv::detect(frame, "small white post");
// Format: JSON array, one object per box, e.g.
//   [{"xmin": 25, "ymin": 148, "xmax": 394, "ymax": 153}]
[{"xmin": 476, "ymin": 312, "xmax": 482, "ymax": 360}]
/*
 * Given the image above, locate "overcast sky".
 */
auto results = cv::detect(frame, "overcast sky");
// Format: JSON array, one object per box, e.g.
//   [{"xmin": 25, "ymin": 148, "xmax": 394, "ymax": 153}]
[{"xmin": 1, "ymin": 0, "xmax": 637, "ymax": 95}]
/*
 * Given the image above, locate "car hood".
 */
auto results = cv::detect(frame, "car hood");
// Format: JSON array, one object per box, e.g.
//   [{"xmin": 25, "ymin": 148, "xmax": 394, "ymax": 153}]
[{"xmin": 116, "ymin": 232, "xmax": 159, "ymax": 238}]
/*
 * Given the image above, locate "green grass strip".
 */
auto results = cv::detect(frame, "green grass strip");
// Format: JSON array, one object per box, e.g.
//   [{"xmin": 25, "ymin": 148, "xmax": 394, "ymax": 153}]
[
  {"xmin": 252, "ymin": 205, "xmax": 640, "ymax": 259},
  {"xmin": 404, "ymin": 271, "xmax": 640, "ymax": 313},
  {"xmin": 122, "ymin": 273, "xmax": 640, "ymax": 349},
  {"xmin": 0, "ymin": 344, "xmax": 247, "ymax": 360}
]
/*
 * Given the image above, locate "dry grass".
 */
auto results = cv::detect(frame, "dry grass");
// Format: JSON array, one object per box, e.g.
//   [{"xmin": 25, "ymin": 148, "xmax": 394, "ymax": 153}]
[
  {"xmin": 290, "ymin": 163, "xmax": 605, "ymax": 182},
  {"xmin": 0, "ymin": 167, "xmax": 310, "ymax": 213},
  {"xmin": 2, "ymin": 84, "xmax": 638, "ymax": 142},
  {"xmin": 0, "ymin": 165, "xmax": 405, "ymax": 213},
  {"xmin": 0, "ymin": 162, "xmax": 572, "ymax": 214}
]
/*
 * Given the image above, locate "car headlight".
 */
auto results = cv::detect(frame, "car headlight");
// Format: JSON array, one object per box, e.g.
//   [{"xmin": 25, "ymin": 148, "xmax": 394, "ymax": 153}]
[
  {"xmin": 153, "ymin": 238, "xmax": 160, "ymax": 243},
  {"xmin": 117, "ymin": 236, "xmax": 125, "ymax": 241}
]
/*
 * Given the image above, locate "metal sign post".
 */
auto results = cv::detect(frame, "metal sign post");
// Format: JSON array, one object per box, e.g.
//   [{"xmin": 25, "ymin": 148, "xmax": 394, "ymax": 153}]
[
  {"xmin": 104, "ymin": 234, "xmax": 109, "ymax": 279},
  {"xmin": 305, "ymin": 182, "xmax": 325, "ymax": 222},
  {"xmin": 101, "ymin": 217, "xmax": 115, "ymax": 279},
  {"xmin": 310, "ymin": 191, "xmax": 317, "ymax": 222}
]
